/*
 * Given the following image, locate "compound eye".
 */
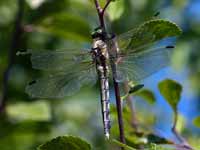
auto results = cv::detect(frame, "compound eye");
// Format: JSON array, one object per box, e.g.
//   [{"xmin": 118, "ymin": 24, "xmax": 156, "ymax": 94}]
[{"xmin": 97, "ymin": 29, "xmax": 103, "ymax": 34}]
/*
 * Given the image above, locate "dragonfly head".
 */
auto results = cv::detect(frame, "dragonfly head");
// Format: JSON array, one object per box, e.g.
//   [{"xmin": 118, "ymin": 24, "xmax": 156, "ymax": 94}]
[{"xmin": 91, "ymin": 27, "xmax": 105, "ymax": 39}]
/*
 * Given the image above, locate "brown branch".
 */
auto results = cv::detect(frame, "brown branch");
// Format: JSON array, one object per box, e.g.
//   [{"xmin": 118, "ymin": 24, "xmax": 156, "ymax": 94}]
[
  {"xmin": 94, "ymin": 0, "xmax": 102, "ymax": 13},
  {"xmin": 114, "ymin": 80, "xmax": 126, "ymax": 146},
  {"xmin": 93, "ymin": 0, "xmax": 112, "ymax": 29},
  {"xmin": 102, "ymin": 0, "xmax": 112, "ymax": 16},
  {"xmin": 0, "ymin": 0, "xmax": 25, "ymax": 113},
  {"xmin": 93, "ymin": 0, "xmax": 104, "ymax": 28}
]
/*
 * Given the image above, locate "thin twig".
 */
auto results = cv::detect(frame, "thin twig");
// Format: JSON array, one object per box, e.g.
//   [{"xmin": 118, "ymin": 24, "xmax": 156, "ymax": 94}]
[
  {"xmin": 0, "ymin": 0, "xmax": 24, "ymax": 113},
  {"xmin": 123, "ymin": 81, "xmax": 139, "ymax": 132},
  {"xmin": 172, "ymin": 112, "xmax": 184, "ymax": 145},
  {"xmin": 94, "ymin": 0, "xmax": 102, "ymax": 14},
  {"xmin": 114, "ymin": 80, "xmax": 126, "ymax": 146},
  {"xmin": 102, "ymin": 0, "xmax": 112, "ymax": 16},
  {"xmin": 93, "ymin": 0, "xmax": 105, "ymax": 28},
  {"xmin": 172, "ymin": 111, "xmax": 178, "ymax": 133},
  {"xmin": 172, "ymin": 111, "xmax": 193, "ymax": 150}
]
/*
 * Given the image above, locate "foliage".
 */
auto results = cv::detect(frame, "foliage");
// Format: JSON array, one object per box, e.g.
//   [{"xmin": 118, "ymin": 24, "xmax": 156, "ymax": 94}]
[
  {"xmin": 6, "ymin": 100, "xmax": 51, "ymax": 122},
  {"xmin": 37, "ymin": 136, "xmax": 91, "ymax": 150},
  {"xmin": 158, "ymin": 79, "xmax": 182, "ymax": 112},
  {"xmin": 0, "ymin": 0, "xmax": 199, "ymax": 150},
  {"xmin": 127, "ymin": 19, "xmax": 182, "ymax": 49},
  {"xmin": 135, "ymin": 89, "xmax": 156, "ymax": 104},
  {"xmin": 193, "ymin": 116, "xmax": 200, "ymax": 128},
  {"xmin": 110, "ymin": 139, "xmax": 136, "ymax": 150}
]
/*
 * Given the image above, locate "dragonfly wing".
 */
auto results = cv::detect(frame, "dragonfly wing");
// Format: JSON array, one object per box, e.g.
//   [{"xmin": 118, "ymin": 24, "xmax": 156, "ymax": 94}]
[
  {"xmin": 26, "ymin": 64, "xmax": 97, "ymax": 98},
  {"xmin": 19, "ymin": 49, "xmax": 92, "ymax": 71},
  {"xmin": 114, "ymin": 46, "xmax": 173, "ymax": 82},
  {"xmin": 116, "ymin": 19, "xmax": 181, "ymax": 53}
]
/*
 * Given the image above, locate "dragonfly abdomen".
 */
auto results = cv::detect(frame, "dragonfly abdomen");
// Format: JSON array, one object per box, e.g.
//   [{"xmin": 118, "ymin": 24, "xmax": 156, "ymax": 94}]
[{"xmin": 98, "ymin": 65, "xmax": 111, "ymax": 139}]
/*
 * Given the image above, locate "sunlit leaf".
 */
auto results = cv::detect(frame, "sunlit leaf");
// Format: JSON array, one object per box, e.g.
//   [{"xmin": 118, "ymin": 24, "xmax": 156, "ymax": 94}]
[
  {"xmin": 121, "ymin": 84, "xmax": 144, "ymax": 100},
  {"xmin": 107, "ymin": 0, "xmax": 125, "ymax": 21},
  {"xmin": 38, "ymin": 136, "xmax": 91, "ymax": 150},
  {"xmin": 0, "ymin": 0, "xmax": 17, "ymax": 25},
  {"xmin": 128, "ymin": 84, "xmax": 144, "ymax": 94},
  {"xmin": 29, "ymin": 0, "xmax": 69, "ymax": 23},
  {"xmin": 26, "ymin": 0, "xmax": 45, "ymax": 9},
  {"xmin": 193, "ymin": 116, "xmax": 200, "ymax": 128},
  {"xmin": 158, "ymin": 79, "xmax": 182, "ymax": 111},
  {"xmin": 126, "ymin": 135, "xmax": 148, "ymax": 147},
  {"xmin": 6, "ymin": 101, "xmax": 51, "ymax": 122},
  {"xmin": 135, "ymin": 89, "xmax": 156, "ymax": 104}
]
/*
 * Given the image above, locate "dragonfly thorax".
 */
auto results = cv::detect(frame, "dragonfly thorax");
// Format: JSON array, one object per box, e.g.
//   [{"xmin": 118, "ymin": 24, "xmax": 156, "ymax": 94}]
[{"xmin": 92, "ymin": 39, "xmax": 109, "ymax": 59}]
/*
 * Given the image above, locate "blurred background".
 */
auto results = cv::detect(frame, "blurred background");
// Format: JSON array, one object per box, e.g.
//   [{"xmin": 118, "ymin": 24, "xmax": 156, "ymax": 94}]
[{"xmin": 0, "ymin": 0, "xmax": 200, "ymax": 149}]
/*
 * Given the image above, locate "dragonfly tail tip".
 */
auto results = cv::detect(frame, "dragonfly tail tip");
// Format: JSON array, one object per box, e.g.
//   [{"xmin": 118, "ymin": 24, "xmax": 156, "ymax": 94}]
[{"xmin": 105, "ymin": 133, "xmax": 110, "ymax": 140}]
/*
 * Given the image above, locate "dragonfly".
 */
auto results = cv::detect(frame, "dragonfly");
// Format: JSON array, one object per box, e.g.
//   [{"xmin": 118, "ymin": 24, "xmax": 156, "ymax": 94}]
[{"xmin": 17, "ymin": 19, "xmax": 180, "ymax": 139}]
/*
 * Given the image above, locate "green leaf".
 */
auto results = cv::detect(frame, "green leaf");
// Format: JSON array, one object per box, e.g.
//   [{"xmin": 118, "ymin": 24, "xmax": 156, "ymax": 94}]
[
  {"xmin": 37, "ymin": 136, "xmax": 91, "ymax": 150},
  {"xmin": 0, "ymin": 0, "xmax": 17, "ymax": 25},
  {"xmin": 110, "ymin": 139, "xmax": 136, "ymax": 150},
  {"xmin": 128, "ymin": 84, "xmax": 144, "ymax": 94},
  {"xmin": 193, "ymin": 116, "xmax": 200, "ymax": 128},
  {"xmin": 158, "ymin": 79, "xmax": 182, "ymax": 112},
  {"xmin": 107, "ymin": 0, "xmax": 125, "ymax": 21},
  {"xmin": 34, "ymin": 13, "xmax": 91, "ymax": 42},
  {"xmin": 146, "ymin": 133, "xmax": 173, "ymax": 144},
  {"xmin": 125, "ymin": 135, "xmax": 148, "ymax": 148},
  {"xmin": 121, "ymin": 84, "xmax": 144, "ymax": 100},
  {"xmin": 135, "ymin": 89, "xmax": 156, "ymax": 104},
  {"xmin": 128, "ymin": 19, "xmax": 182, "ymax": 49},
  {"xmin": 6, "ymin": 100, "xmax": 51, "ymax": 122}
]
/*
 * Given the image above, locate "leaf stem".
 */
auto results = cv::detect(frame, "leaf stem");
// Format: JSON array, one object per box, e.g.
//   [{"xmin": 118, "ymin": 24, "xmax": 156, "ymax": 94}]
[
  {"xmin": 124, "ymin": 81, "xmax": 139, "ymax": 132},
  {"xmin": 172, "ymin": 111, "xmax": 193, "ymax": 150}
]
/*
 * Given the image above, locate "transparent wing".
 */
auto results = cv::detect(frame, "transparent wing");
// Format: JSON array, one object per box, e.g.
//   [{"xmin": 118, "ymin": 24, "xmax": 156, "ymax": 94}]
[
  {"xmin": 26, "ymin": 63, "xmax": 97, "ymax": 98},
  {"xmin": 116, "ymin": 27, "xmax": 155, "ymax": 52},
  {"xmin": 107, "ymin": 20, "xmax": 180, "ymax": 82},
  {"xmin": 18, "ymin": 49, "xmax": 93, "ymax": 71},
  {"xmin": 115, "ymin": 19, "xmax": 181, "ymax": 54},
  {"xmin": 114, "ymin": 46, "xmax": 173, "ymax": 82}
]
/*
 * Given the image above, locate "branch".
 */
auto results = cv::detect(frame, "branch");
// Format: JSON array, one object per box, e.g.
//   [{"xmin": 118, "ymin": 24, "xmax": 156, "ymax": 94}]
[
  {"xmin": 102, "ymin": 0, "xmax": 112, "ymax": 16},
  {"xmin": 114, "ymin": 80, "xmax": 126, "ymax": 146},
  {"xmin": 0, "ymin": 0, "xmax": 25, "ymax": 113},
  {"xmin": 94, "ymin": 0, "xmax": 102, "ymax": 14},
  {"xmin": 93, "ymin": 0, "xmax": 105, "ymax": 28},
  {"xmin": 94, "ymin": 0, "xmax": 112, "ymax": 29}
]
